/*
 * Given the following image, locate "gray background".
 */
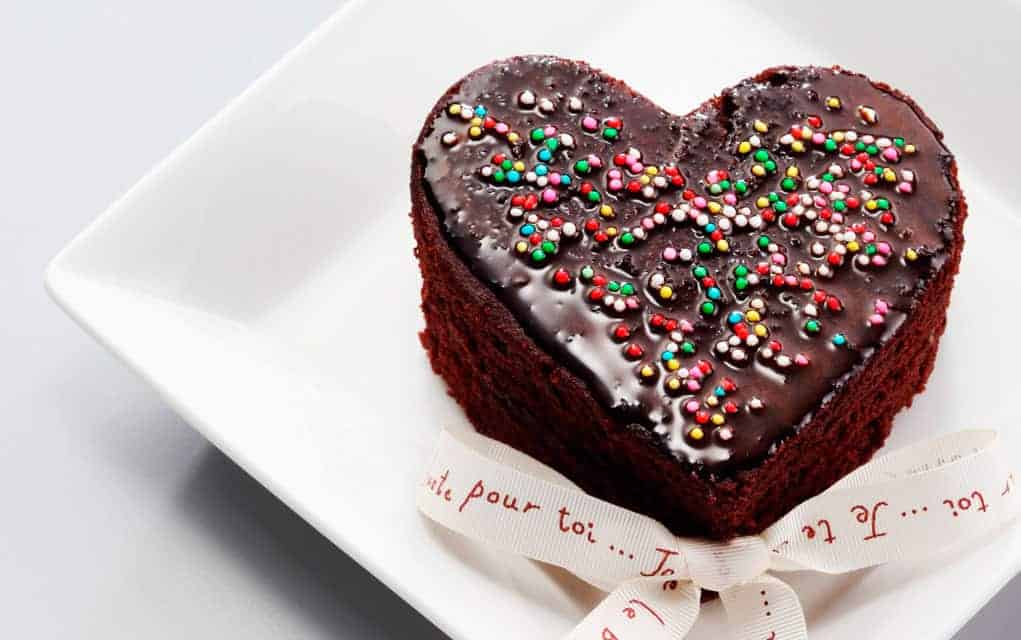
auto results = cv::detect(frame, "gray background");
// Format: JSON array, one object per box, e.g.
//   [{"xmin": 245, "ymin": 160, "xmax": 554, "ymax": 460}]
[{"xmin": 2, "ymin": 2, "xmax": 1017, "ymax": 638}]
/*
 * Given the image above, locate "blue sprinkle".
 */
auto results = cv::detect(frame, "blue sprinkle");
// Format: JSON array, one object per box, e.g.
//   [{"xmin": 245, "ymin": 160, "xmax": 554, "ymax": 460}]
[
  {"xmin": 535, "ymin": 164, "xmax": 548, "ymax": 176},
  {"xmin": 661, "ymin": 351, "xmax": 674, "ymax": 362},
  {"xmin": 474, "ymin": 105, "xmax": 486, "ymax": 117},
  {"xmin": 704, "ymin": 223, "xmax": 717, "ymax": 233},
  {"xmin": 520, "ymin": 224, "xmax": 535, "ymax": 236},
  {"xmin": 727, "ymin": 311, "xmax": 743, "ymax": 325},
  {"xmin": 560, "ymin": 175, "xmax": 571, "ymax": 186},
  {"xmin": 714, "ymin": 386, "xmax": 726, "ymax": 397},
  {"xmin": 707, "ymin": 287, "xmax": 722, "ymax": 300},
  {"xmin": 507, "ymin": 170, "xmax": 520, "ymax": 183},
  {"xmin": 538, "ymin": 149, "xmax": 552, "ymax": 162},
  {"xmin": 832, "ymin": 333, "xmax": 847, "ymax": 346}
]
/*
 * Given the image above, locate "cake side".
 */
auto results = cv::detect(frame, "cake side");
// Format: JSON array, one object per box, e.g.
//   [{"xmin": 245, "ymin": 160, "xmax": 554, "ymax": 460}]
[{"xmin": 411, "ymin": 57, "xmax": 965, "ymax": 538}]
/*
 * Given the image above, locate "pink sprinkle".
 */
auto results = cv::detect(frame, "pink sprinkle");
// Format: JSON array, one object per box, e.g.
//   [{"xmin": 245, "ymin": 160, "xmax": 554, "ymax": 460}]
[
  {"xmin": 581, "ymin": 116, "xmax": 598, "ymax": 131},
  {"xmin": 832, "ymin": 213, "xmax": 844, "ymax": 223},
  {"xmin": 868, "ymin": 314, "xmax": 885, "ymax": 326},
  {"xmin": 687, "ymin": 380, "xmax": 701, "ymax": 392},
  {"xmin": 819, "ymin": 182, "xmax": 833, "ymax": 194},
  {"xmin": 588, "ymin": 155, "xmax": 602, "ymax": 168},
  {"xmin": 850, "ymin": 159, "xmax": 863, "ymax": 171},
  {"xmin": 663, "ymin": 247, "xmax": 678, "ymax": 261},
  {"xmin": 642, "ymin": 217, "xmax": 655, "ymax": 230},
  {"xmin": 837, "ymin": 183, "xmax": 850, "ymax": 193},
  {"xmin": 544, "ymin": 125, "xmax": 557, "ymax": 137},
  {"xmin": 680, "ymin": 320, "xmax": 694, "ymax": 333},
  {"xmin": 626, "ymin": 298, "xmax": 640, "ymax": 310},
  {"xmin": 812, "ymin": 132, "xmax": 826, "ymax": 145},
  {"xmin": 872, "ymin": 256, "xmax": 888, "ymax": 267},
  {"xmin": 495, "ymin": 122, "xmax": 509, "ymax": 134},
  {"xmin": 608, "ymin": 169, "xmax": 622, "ymax": 179},
  {"xmin": 707, "ymin": 170, "xmax": 720, "ymax": 184},
  {"xmin": 541, "ymin": 188, "xmax": 557, "ymax": 204},
  {"xmin": 684, "ymin": 400, "xmax": 699, "ymax": 413},
  {"xmin": 862, "ymin": 231, "xmax": 876, "ymax": 243},
  {"xmin": 771, "ymin": 253, "xmax": 787, "ymax": 266},
  {"xmin": 795, "ymin": 354, "xmax": 810, "ymax": 366},
  {"xmin": 875, "ymin": 300, "xmax": 889, "ymax": 314},
  {"xmin": 877, "ymin": 242, "xmax": 892, "ymax": 256},
  {"xmin": 882, "ymin": 147, "xmax": 899, "ymax": 162},
  {"xmin": 814, "ymin": 195, "xmax": 828, "ymax": 208},
  {"xmin": 724, "ymin": 193, "xmax": 737, "ymax": 205},
  {"xmin": 689, "ymin": 368, "xmax": 703, "ymax": 380},
  {"xmin": 630, "ymin": 162, "xmax": 644, "ymax": 173},
  {"xmin": 609, "ymin": 179, "xmax": 623, "ymax": 191},
  {"xmin": 693, "ymin": 196, "xmax": 707, "ymax": 209},
  {"xmin": 897, "ymin": 181, "xmax": 913, "ymax": 194}
]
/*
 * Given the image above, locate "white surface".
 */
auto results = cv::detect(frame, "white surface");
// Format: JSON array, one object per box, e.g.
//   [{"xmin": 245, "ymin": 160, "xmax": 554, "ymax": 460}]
[{"xmin": 4, "ymin": 1, "xmax": 1020, "ymax": 639}]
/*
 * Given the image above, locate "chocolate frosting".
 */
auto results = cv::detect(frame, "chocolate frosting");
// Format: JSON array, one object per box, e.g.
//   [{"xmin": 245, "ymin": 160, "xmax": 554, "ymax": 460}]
[{"xmin": 417, "ymin": 56, "xmax": 959, "ymax": 474}]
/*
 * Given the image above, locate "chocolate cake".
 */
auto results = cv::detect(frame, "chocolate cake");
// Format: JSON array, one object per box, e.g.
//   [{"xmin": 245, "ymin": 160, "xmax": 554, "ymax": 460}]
[{"xmin": 411, "ymin": 56, "xmax": 965, "ymax": 539}]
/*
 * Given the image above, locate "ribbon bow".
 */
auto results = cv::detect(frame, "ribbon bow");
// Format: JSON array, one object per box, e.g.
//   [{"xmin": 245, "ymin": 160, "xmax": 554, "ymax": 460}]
[{"xmin": 417, "ymin": 428, "xmax": 1018, "ymax": 639}]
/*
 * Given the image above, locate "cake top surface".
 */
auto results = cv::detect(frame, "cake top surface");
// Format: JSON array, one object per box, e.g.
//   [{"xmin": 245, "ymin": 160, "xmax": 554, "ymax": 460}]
[{"xmin": 417, "ymin": 56, "xmax": 960, "ymax": 475}]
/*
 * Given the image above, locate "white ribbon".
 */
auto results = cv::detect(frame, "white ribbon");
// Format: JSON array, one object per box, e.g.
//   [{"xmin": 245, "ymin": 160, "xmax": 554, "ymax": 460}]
[{"xmin": 417, "ymin": 428, "xmax": 1019, "ymax": 639}]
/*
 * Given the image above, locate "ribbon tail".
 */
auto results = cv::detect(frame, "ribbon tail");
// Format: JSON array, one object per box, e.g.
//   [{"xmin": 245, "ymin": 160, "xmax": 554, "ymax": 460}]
[
  {"xmin": 720, "ymin": 575, "xmax": 807, "ymax": 640},
  {"xmin": 565, "ymin": 578, "xmax": 701, "ymax": 640}
]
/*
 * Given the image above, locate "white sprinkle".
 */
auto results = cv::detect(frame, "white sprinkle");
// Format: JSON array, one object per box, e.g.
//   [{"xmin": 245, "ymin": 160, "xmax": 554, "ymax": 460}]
[
  {"xmin": 517, "ymin": 90, "xmax": 536, "ymax": 107},
  {"xmin": 568, "ymin": 96, "xmax": 583, "ymax": 112},
  {"xmin": 538, "ymin": 98, "xmax": 555, "ymax": 113}
]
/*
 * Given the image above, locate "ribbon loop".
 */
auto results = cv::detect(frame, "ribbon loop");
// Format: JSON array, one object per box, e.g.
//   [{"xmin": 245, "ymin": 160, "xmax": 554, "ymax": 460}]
[{"xmin": 677, "ymin": 537, "xmax": 770, "ymax": 593}]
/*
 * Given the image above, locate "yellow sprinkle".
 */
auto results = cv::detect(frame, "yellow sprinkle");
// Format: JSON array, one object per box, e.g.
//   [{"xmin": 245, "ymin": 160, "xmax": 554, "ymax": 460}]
[
  {"xmin": 754, "ymin": 120, "xmax": 768, "ymax": 133},
  {"xmin": 755, "ymin": 196, "xmax": 770, "ymax": 209},
  {"xmin": 667, "ymin": 377, "xmax": 681, "ymax": 391},
  {"xmin": 905, "ymin": 248, "xmax": 919, "ymax": 261},
  {"xmin": 754, "ymin": 324, "xmax": 768, "ymax": 338},
  {"xmin": 689, "ymin": 427, "xmax": 705, "ymax": 441},
  {"xmin": 826, "ymin": 96, "xmax": 842, "ymax": 110},
  {"xmin": 470, "ymin": 116, "xmax": 482, "ymax": 127},
  {"xmin": 645, "ymin": 166, "xmax": 659, "ymax": 175},
  {"xmin": 507, "ymin": 132, "xmax": 520, "ymax": 143},
  {"xmin": 666, "ymin": 359, "xmax": 681, "ymax": 372},
  {"xmin": 711, "ymin": 413, "xmax": 725, "ymax": 426},
  {"xmin": 904, "ymin": 144, "xmax": 916, "ymax": 154},
  {"xmin": 716, "ymin": 239, "xmax": 730, "ymax": 252},
  {"xmin": 752, "ymin": 165, "xmax": 766, "ymax": 177},
  {"xmin": 833, "ymin": 131, "xmax": 845, "ymax": 142},
  {"xmin": 706, "ymin": 396, "xmax": 719, "ymax": 407},
  {"xmin": 786, "ymin": 166, "xmax": 799, "ymax": 178},
  {"xmin": 738, "ymin": 141, "xmax": 752, "ymax": 154},
  {"xmin": 599, "ymin": 204, "xmax": 615, "ymax": 218},
  {"xmin": 639, "ymin": 175, "xmax": 651, "ymax": 185},
  {"xmin": 640, "ymin": 365, "xmax": 655, "ymax": 378},
  {"xmin": 468, "ymin": 126, "xmax": 483, "ymax": 138},
  {"xmin": 659, "ymin": 286, "xmax": 674, "ymax": 300},
  {"xmin": 883, "ymin": 168, "xmax": 897, "ymax": 182},
  {"xmin": 513, "ymin": 161, "xmax": 526, "ymax": 172},
  {"xmin": 846, "ymin": 240, "xmax": 860, "ymax": 252},
  {"xmin": 448, "ymin": 104, "xmax": 461, "ymax": 115},
  {"xmin": 606, "ymin": 226, "xmax": 618, "ymax": 237},
  {"xmin": 746, "ymin": 310, "xmax": 761, "ymax": 323},
  {"xmin": 707, "ymin": 201, "xmax": 722, "ymax": 214},
  {"xmin": 515, "ymin": 241, "xmax": 528, "ymax": 253},
  {"xmin": 865, "ymin": 200, "xmax": 878, "ymax": 212},
  {"xmin": 800, "ymin": 128, "xmax": 813, "ymax": 141},
  {"xmin": 791, "ymin": 140, "xmax": 806, "ymax": 153}
]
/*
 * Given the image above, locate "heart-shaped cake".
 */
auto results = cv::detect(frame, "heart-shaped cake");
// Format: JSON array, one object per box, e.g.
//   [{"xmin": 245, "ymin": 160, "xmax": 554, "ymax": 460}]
[{"xmin": 411, "ymin": 56, "xmax": 965, "ymax": 538}]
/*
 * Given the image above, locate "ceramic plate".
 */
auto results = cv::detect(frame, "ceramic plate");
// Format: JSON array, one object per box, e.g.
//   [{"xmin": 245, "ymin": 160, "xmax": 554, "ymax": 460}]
[{"xmin": 46, "ymin": 1, "xmax": 1021, "ymax": 638}]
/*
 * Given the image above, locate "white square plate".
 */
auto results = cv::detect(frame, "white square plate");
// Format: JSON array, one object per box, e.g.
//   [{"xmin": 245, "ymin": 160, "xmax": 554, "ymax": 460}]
[{"xmin": 46, "ymin": 1, "xmax": 1021, "ymax": 638}]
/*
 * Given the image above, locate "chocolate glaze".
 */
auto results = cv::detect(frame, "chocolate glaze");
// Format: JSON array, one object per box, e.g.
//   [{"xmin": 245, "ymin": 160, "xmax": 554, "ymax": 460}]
[{"xmin": 417, "ymin": 57, "xmax": 959, "ymax": 474}]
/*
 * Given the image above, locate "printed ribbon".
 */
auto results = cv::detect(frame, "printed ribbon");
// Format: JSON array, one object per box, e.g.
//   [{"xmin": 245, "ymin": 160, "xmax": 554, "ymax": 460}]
[{"xmin": 417, "ymin": 428, "xmax": 1019, "ymax": 639}]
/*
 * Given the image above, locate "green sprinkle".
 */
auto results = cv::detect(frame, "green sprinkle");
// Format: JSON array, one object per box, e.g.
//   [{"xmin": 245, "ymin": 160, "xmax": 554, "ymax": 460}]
[
  {"xmin": 754, "ymin": 149, "xmax": 769, "ymax": 162},
  {"xmin": 768, "ymin": 192, "xmax": 779, "ymax": 203},
  {"xmin": 735, "ymin": 277, "xmax": 748, "ymax": 291},
  {"xmin": 620, "ymin": 232, "xmax": 635, "ymax": 246},
  {"xmin": 531, "ymin": 249, "xmax": 546, "ymax": 262},
  {"xmin": 587, "ymin": 190, "xmax": 601, "ymax": 203},
  {"xmin": 774, "ymin": 201, "xmax": 788, "ymax": 213},
  {"xmin": 700, "ymin": 301, "xmax": 717, "ymax": 315},
  {"xmin": 833, "ymin": 200, "xmax": 847, "ymax": 212},
  {"xmin": 824, "ymin": 138, "xmax": 838, "ymax": 152},
  {"xmin": 758, "ymin": 235, "xmax": 771, "ymax": 249},
  {"xmin": 545, "ymin": 138, "xmax": 559, "ymax": 151},
  {"xmin": 530, "ymin": 128, "xmax": 545, "ymax": 142},
  {"xmin": 681, "ymin": 341, "xmax": 696, "ymax": 355},
  {"xmin": 734, "ymin": 264, "xmax": 749, "ymax": 277},
  {"xmin": 719, "ymin": 179, "xmax": 731, "ymax": 190},
  {"xmin": 709, "ymin": 183, "xmax": 723, "ymax": 195},
  {"xmin": 620, "ymin": 283, "xmax": 635, "ymax": 295},
  {"xmin": 781, "ymin": 177, "xmax": 796, "ymax": 191},
  {"xmin": 541, "ymin": 241, "xmax": 556, "ymax": 254},
  {"xmin": 764, "ymin": 160, "xmax": 777, "ymax": 172},
  {"xmin": 608, "ymin": 281, "xmax": 621, "ymax": 292},
  {"xmin": 602, "ymin": 127, "xmax": 619, "ymax": 140},
  {"xmin": 735, "ymin": 180, "xmax": 748, "ymax": 194},
  {"xmin": 804, "ymin": 319, "xmax": 821, "ymax": 333},
  {"xmin": 693, "ymin": 265, "xmax": 709, "ymax": 278},
  {"xmin": 697, "ymin": 241, "xmax": 713, "ymax": 255},
  {"xmin": 855, "ymin": 141, "xmax": 866, "ymax": 152},
  {"xmin": 501, "ymin": 159, "xmax": 512, "ymax": 170},
  {"xmin": 877, "ymin": 198, "xmax": 890, "ymax": 210},
  {"xmin": 574, "ymin": 160, "xmax": 590, "ymax": 174},
  {"xmin": 822, "ymin": 172, "xmax": 834, "ymax": 182},
  {"xmin": 893, "ymin": 137, "xmax": 905, "ymax": 148},
  {"xmin": 580, "ymin": 266, "xmax": 595, "ymax": 280},
  {"xmin": 866, "ymin": 144, "xmax": 879, "ymax": 156},
  {"xmin": 493, "ymin": 170, "xmax": 505, "ymax": 183}
]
